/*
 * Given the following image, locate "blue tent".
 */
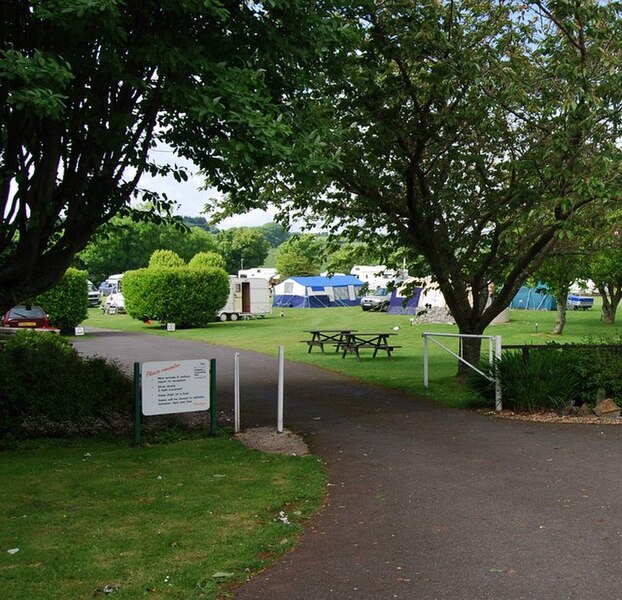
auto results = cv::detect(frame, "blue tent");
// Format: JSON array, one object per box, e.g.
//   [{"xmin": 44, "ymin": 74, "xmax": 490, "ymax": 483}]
[
  {"xmin": 387, "ymin": 286, "xmax": 422, "ymax": 315},
  {"xmin": 510, "ymin": 285, "xmax": 557, "ymax": 310},
  {"xmin": 273, "ymin": 276, "xmax": 364, "ymax": 308}
]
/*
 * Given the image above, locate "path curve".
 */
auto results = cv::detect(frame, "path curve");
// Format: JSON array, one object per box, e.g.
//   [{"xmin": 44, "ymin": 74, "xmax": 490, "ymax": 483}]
[{"xmin": 74, "ymin": 330, "xmax": 622, "ymax": 600}]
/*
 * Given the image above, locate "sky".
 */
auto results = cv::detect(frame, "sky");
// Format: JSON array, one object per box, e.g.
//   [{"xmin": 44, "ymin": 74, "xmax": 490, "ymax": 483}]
[{"xmin": 141, "ymin": 149, "xmax": 279, "ymax": 230}]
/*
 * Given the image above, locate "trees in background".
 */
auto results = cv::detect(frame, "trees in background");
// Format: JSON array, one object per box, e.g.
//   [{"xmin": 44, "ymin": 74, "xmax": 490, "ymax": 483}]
[
  {"xmin": 216, "ymin": 228, "xmax": 270, "ymax": 275},
  {"xmin": 275, "ymin": 235, "xmax": 325, "ymax": 280},
  {"xmin": 77, "ymin": 217, "xmax": 217, "ymax": 283}
]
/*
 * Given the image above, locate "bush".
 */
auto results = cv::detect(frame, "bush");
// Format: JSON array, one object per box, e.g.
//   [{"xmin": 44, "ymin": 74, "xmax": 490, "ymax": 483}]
[
  {"xmin": 563, "ymin": 337, "xmax": 622, "ymax": 403},
  {"xmin": 34, "ymin": 267, "xmax": 88, "ymax": 333},
  {"xmin": 0, "ymin": 330, "xmax": 132, "ymax": 439},
  {"xmin": 148, "ymin": 249, "xmax": 185, "ymax": 268},
  {"xmin": 188, "ymin": 251, "xmax": 226, "ymax": 270},
  {"xmin": 468, "ymin": 349, "xmax": 581, "ymax": 413},
  {"xmin": 123, "ymin": 266, "xmax": 229, "ymax": 327}
]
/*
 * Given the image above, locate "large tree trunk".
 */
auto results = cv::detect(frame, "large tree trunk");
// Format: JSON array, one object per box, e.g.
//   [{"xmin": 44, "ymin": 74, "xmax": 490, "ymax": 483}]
[
  {"xmin": 459, "ymin": 335, "xmax": 484, "ymax": 377},
  {"xmin": 599, "ymin": 285, "xmax": 622, "ymax": 324},
  {"xmin": 552, "ymin": 290, "xmax": 569, "ymax": 335}
]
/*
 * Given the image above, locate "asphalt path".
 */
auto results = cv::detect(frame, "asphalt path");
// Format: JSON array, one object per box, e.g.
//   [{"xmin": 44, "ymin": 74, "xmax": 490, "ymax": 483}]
[{"xmin": 74, "ymin": 330, "xmax": 622, "ymax": 600}]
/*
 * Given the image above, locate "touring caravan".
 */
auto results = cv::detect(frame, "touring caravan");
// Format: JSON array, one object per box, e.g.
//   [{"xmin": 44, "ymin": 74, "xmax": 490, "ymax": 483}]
[{"xmin": 218, "ymin": 276, "xmax": 272, "ymax": 321}]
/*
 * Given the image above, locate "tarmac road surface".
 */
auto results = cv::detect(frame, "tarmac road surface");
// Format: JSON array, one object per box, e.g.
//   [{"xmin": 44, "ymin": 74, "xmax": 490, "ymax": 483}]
[{"xmin": 74, "ymin": 329, "xmax": 622, "ymax": 600}]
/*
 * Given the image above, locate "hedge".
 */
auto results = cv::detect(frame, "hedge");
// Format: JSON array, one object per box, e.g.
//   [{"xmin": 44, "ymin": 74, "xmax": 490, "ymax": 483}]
[
  {"xmin": 34, "ymin": 267, "xmax": 88, "ymax": 333},
  {"xmin": 0, "ymin": 330, "xmax": 132, "ymax": 440},
  {"xmin": 123, "ymin": 266, "xmax": 229, "ymax": 327}
]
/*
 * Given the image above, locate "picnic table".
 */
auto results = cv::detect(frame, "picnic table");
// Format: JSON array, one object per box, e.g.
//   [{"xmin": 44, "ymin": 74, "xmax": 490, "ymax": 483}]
[
  {"xmin": 302, "ymin": 330, "xmax": 357, "ymax": 353},
  {"xmin": 336, "ymin": 332, "xmax": 401, "ymax": 360}
]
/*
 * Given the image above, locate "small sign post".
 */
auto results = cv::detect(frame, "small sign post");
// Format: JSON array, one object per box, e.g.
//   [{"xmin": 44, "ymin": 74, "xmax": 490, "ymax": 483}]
[{"xmin": 133, "ymin": 359, "xmax": 214, "ymax": 446}]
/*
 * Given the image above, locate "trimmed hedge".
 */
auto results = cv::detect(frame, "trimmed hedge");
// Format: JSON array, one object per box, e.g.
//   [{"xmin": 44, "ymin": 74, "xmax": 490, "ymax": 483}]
[
  {"xmin": 188, "ymin": 251, "xmax": 226, "ymax": 270},
  {"xmin": 34, "ymin": 267, "xmax": 88, "ymax": 333},
  {"xmin": 148, "ymin": 249, "xmax": 185, "ymax": 268},
  {"xmin": 0, "ymin": 330, "xmax": 132, "ymax": 440},
  {"xmin": 123, "ymin": 266, "xmax": 229, "ymax": 327}
]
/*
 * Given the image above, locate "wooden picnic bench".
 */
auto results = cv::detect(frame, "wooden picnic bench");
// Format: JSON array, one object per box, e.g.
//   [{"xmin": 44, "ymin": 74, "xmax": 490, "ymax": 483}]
[
  {"xmin": 301, "ymin": 330, "xmax": 357, "ymax": 353},
  {"xmin": 336, "ymin": 332, "xmax": 401, "ymax": 360}
]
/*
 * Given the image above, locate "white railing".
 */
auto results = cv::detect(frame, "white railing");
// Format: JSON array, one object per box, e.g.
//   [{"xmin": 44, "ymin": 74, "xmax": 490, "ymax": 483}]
[{"xmin": 422, "ymin": 332, "xmax": 502, "ymax": 411}]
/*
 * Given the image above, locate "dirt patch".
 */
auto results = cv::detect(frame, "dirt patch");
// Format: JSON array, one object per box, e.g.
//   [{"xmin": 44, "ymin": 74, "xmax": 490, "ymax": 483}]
[
  {"xmin": 235, "ymin": 427, "xmax": 310, "ymax": 456},
  {"xmin": 478, "ymin": 409, "xmax": 622, "ymax": 425}
]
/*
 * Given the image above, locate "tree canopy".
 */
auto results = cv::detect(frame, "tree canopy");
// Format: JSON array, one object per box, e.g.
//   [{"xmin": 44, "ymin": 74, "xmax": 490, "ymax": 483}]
[
  {"xmin": 0, "ymin": 0, "xmax": 335, "ymax": 310},
  {"xmin": 205, "ymin": 0, "xmax": 622, "ymax": 365}
]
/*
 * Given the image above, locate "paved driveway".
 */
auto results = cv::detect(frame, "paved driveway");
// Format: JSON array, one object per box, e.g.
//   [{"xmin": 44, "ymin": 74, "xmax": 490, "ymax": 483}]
[{"xmin": 74, "ymin": 330, "xmax": 622, "ymax": 600}]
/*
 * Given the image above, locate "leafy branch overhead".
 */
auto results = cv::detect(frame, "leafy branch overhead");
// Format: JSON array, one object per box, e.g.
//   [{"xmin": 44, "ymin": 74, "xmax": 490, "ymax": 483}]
[
  {"xmin": 0, "ymin": 0, "xmax": 329, "ymax": 310},
  {"xmin": 204, "ymin": 0, "xmax": 622, "ymax": 367}
]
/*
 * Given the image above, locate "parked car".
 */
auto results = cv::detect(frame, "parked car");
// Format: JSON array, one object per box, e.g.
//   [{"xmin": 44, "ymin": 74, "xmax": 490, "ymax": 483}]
[
  {"xmin": 87, "ymin": 281, "xmax": 101, "ymax": 306},
  {"xmin": 2, "ymin": 305, "xmax": 51, "ymax": 328},
  {"xmin": 360, "ymin": 288, "xmax": 391, "ymax": 312}
]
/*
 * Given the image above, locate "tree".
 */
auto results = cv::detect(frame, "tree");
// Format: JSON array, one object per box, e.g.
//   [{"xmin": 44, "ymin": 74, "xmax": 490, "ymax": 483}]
[
  {"xmin": 275, "ymin": 235, "xmax": 325, "ymax": 279},
  {"xmin": 216, "ymin": 228, "xmax": 270, "ymax": 275},
  {"xmin": 181, "ymin": 216, "xmax": 219, "ymax": 234},
  {"xmin": 1, "ymin": 0, "xmax": 333, "ymax": 311},
  {"xmin": 532, "ymin": 244, "xmax": 587, "ymax": 335},
  {"xmin": 258, "ymin": 222, "xmax": 291, "ymax": 248},
  {"xmin": 77, "ymin": 217, "xmax": 217, "ymax": 283},
  {"xmin": 205, "ymin": 0, "xmax": 622, "ymax": 370},
  {"xmin": 588, "ymin": 230, "xmax": 622, "ymax": 324}
]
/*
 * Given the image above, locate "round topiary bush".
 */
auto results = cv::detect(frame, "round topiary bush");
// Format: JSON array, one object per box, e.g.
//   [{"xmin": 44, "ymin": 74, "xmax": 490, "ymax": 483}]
[
  {"xmin": 188, "ymin": 251, "xmax": 227, "ymax": 270},
  {"xmin": 148, "ymin": 249, "xmax": 186, "ymax": 268},
  {"xmin": 123, "ymin": 266, "xmax": 229, "ymax": 327}
]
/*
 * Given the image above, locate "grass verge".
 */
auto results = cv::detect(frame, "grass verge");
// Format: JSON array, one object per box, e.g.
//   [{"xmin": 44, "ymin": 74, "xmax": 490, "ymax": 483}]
[{"xmin": 0, "ymin": 436, "xmax": 325, "ymax": 599}]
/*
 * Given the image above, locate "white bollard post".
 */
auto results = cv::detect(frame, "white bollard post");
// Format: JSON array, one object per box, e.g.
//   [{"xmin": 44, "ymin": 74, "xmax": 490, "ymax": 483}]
[
  {"xmin": 234, "ymin": 352, "xmax": 240, "ymax": 433},
  {"xmin": 277, "ymin": 345, "xmax": 284, "ymax": 433},
  {"xmin": 423, "ymin": 334, "xmax": 429, "ymax": 387},
  {"xmin": 495, "ymin": 335, "xmax": 503, "ymax": 412}
]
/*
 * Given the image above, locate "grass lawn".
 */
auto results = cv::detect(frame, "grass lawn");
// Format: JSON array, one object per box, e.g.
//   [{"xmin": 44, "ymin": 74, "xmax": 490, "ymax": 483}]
[
  {"xmin": 84, "ymin": 299, "xmax": 622, "ymax": 409},
  {"xmin": 0, "ymin": 436, "xmax": 325, "ymax": 599}
]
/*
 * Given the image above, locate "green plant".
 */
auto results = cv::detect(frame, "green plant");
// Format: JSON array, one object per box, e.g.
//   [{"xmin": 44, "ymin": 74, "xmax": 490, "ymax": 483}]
[
  {"xmin": 188, "ymin": 251, "xmax": 227, "ymax": 270},
  {"xmin": 123, "ymin": 266, "xmax": 229, "ymax": 327},
  {"xmin": 0, "ymin": 330, "xmax": 132, "ymax": 439},
  {"xmin": 468, "ymin": 349, "xmax": 581, "ymax": 413},
  {"xmin": 148, "ymin": 249, "xmax": 185, "ymax": 268},
  {"xmin": 564, "ymin": 336, "xmax": 622, "ymax": 403},
  {"xmin": 34, "ymin": 267, "xmax": 88, "ymax": 333}
]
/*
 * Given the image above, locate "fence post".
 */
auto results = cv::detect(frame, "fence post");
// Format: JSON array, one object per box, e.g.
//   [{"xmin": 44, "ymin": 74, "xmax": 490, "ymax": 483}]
[
  {"xmin": 234, "ymin": 352, "xmax": 240, "ymax": 433},
  {"xmin": 423, "ymin": 334, "xmax": 429, "ymax": 387},
  {"xmin": 495, "ymin": 335, "xmax": 502, "ymax": 412}
]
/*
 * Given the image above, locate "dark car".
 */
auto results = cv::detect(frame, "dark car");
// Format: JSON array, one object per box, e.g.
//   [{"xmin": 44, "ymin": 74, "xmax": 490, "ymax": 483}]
[
  {"xmin": 2, "ymin": 305, "xmax": 51, "ymax": 328},
  {"xmin": 360, "ymin": 288, "xmax": 390, "ymax": 312}
]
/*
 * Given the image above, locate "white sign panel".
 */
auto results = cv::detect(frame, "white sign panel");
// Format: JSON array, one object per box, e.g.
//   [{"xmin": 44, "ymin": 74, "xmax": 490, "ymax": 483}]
[{"xmin": 141, "ymin": 360, "xmax": 210, "ymax": 416}]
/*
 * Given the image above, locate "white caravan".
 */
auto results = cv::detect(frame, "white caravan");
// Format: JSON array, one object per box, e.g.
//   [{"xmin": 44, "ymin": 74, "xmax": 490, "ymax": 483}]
[{"xmin": 218, "ymin": 276, "xmax": 272, "ymax": 321}]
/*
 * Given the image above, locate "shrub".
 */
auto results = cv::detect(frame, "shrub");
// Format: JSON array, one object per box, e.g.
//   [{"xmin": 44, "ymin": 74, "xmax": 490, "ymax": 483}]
[
  {"xmin": 0, "ymin": 330, "xmax": 132, "ymax": 439},
  {"xmin": 123, "ymin": 266, "xmax": 229, "ymax": 327},
  {"xmin": 563, "ymin": 337, "xmax": 622, "ymax": 403},
  {"xmin": 188, "ymin": 251, "xmax": 226, "ymax": 270},
  {"xmin": 34, "ymin": 267, "xmax": 88, "ymax": 333},
  {"xmin": 468, "ymin": 349, "xmax": 581, "ymax": 413},
  {"xmin": 148, "ymin": 249, "xmax": 185, "ymax": 268}
]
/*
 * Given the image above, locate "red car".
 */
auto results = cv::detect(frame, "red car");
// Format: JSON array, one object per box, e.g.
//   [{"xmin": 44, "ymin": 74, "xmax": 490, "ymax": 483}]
[{"xmin": 2, "ymin": 305, "xmax": 51, "ymax": 328}]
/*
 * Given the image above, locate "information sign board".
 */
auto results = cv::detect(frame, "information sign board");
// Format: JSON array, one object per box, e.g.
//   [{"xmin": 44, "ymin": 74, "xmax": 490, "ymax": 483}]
[{"xmin": 141, "ymin": 360, "xmax": 210, "ymax": 416}]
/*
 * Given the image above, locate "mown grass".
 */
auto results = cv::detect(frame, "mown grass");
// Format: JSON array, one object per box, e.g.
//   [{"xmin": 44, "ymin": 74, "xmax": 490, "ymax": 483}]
[
  {"xmin": 0, "ymin": 436, "xmax": 325, "ymax": 599},
  {"xmin": 85, "ymin": 299, "xmax": 622, "ymax": 409}
]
